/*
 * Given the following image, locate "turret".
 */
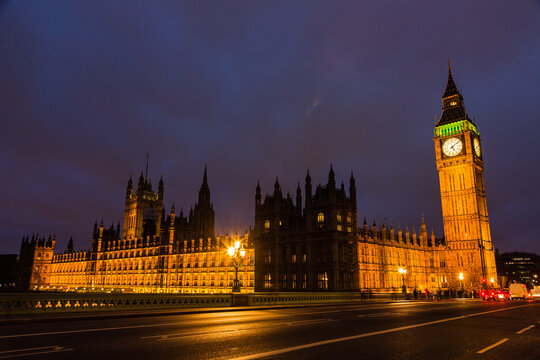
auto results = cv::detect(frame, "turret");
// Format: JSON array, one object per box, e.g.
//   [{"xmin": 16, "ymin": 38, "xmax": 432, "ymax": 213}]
[
  {"xmin": 126, "ymin": 176, "xmax": 133, "ymax": 198},
  {"xmin": 296, "ymin": 182, "xmax": 302, "ymax": 214},
  {"xmin": 158, "ymin": 176, "xmax": 164, "ymax": 200},
  {"xmin": 349, "ymin": 171, "xmax": 357, "ymax": 207},
  {"xmin": 305, "ymin": 170, "xmax": 312, "ymax": 207},
  {"xmin": 255, "ymin": 181, "xmax": 261, "ymax": 208},
  {"xmin": 328, "ymin": 164, "xmax": 336, "ymax": 200},
  {"xmin": 274, "ymin": 177, "xmax": 282, "ymax": 200},
  {"xmin": 169, "ymin": 204, "xmax": 175, "ymax": 245},
  {"xmin": 67, "ymin": 237, "xmax": 74, "ymax": 253},
  {"xmin": 137, "ymin": 171, "xmax": 144, "ymax": 193},
  {"xmin": 198, "ymin": 166, "xmax": 210, "ymax": 205}
]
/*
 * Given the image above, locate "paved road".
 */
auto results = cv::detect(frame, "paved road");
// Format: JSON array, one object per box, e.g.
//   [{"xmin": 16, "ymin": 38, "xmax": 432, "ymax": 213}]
[{"xmin": 0, "ymin": 300, "xmax": 539, "ymax": 359}]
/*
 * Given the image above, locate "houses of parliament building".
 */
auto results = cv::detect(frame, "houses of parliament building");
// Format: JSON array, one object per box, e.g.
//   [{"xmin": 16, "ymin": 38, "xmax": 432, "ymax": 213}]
[{"xmin": 16, "ymin": 66, "xmax": 498, "ymax": 294}]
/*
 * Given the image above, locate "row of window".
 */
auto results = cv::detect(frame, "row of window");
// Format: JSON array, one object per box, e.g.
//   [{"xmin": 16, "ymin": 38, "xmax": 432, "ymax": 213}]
[{"xmin": 263, "ymin": 272, "xmax": 328, "ymax": 289}]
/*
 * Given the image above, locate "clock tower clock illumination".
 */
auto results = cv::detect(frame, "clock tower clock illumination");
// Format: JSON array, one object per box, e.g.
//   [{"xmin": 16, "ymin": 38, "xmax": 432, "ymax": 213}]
[{"xmin": 433, "ymin": 62, "xmax": 497, "ymax": 290}]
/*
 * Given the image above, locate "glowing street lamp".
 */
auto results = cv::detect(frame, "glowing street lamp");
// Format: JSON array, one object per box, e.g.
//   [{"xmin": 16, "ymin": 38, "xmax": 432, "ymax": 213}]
[
  {"xmin": 458, "ymin": 272, "xmax": 464, "ymax": 295},
  {"xmin": 228, "ymin": 239, "xmax": 246, "ymax": 293},
  {"xmin": 398, "ymin": 267, "xmax": 407, "ymax": 294}
]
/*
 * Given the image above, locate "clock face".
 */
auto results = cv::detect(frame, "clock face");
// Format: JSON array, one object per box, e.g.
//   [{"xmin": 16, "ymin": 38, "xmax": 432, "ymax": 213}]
[
  {"xmin": 474, "ymin": 138, "xmax": 481, "ymax": 157},
  {"xmin": 442, "ymin": 137, "xmax": 463, "ymax": 157}
]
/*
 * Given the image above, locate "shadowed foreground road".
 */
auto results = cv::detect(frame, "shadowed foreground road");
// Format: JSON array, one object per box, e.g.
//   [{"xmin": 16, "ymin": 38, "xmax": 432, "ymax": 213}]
[{"xmin": 1, "ymin": 300, "xmax": 539, "ymax": 359}]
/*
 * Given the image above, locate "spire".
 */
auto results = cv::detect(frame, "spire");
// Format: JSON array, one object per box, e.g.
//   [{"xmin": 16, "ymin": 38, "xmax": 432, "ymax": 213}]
[
  {"xmin": 255, "ymin": 181, "xmax": 261, "ymax": 207},
  {"xmin": 274, "ymin": 177, "xmax": 281, "ymax": 194},
  {"xmin": 145, "ymin": 153, "xmax": 149, "ymax": 180},
  {"xmin": 437, "ymin": 61, "xmax": 471, "ymax": 126},
  {"xmin": 305, "ymin": 169, "xmax": 312, "ymax": 207},
  {"xmin": 328, "ymin": 164, "xmax": 335, "ymax": 184},
  {"xmin": 198, "ymin": 166, "xmax": 210, "ymax": 204},
  {"xmin": 443, "ymin": 59, "xmax": 460, "ymax": 98},
  {"xmin": 203, "ymin": 165, "xmax": 208, "ymax": 186},
  {"xmin": 296, "ymin": 182, "xmax": 302, "ymax": 211}
]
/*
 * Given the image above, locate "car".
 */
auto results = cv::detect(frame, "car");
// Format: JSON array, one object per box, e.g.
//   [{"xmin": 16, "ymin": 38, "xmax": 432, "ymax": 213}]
[
  {"xmin": 481, "ymin": 289, "xmax": 499, "ymax": 301},
  {"xmin": 509, "ymin": 283, "xmax": 529, "ymax": 300},
  {"xmin": 496, "ymin": 289, "xmax": 510, "ymax": 300}
]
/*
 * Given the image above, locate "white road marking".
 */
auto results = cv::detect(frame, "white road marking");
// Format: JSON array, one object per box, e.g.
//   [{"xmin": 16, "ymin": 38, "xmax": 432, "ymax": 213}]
[
  {"xmin": 476, "ymin": 338, "xmax": 509, "ymax": 354},
  {"xmin": 229, "ymin": 304, "xmax": 537, "ymax": 360},
  {"xmin": 0, "ymin": 346, "xmax": 73, "ymax": 359},
  {"xmin": 141, "ymin": 318, "xmax": 337, "ymax": 341},
  {"xmin": 516, "ymin": 324, "xmax": 535, "ymax": 334},
  {"xmin": 142, "ymin": 328, "xmax": 240, "ymax": 340},
  {"xmin": 0, "ymin": 315, "xmax": 278, "ymax": 339}
]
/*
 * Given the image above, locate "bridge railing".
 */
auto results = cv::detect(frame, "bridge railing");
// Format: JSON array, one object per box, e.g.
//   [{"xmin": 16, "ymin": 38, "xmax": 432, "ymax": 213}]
[
  {"xmin": 0, "ymin": 292, "xmax": 400, "ymax": 315},
  {"xmin": 0, "ymin": 293, "xmax": 231, "ymax": 315}
]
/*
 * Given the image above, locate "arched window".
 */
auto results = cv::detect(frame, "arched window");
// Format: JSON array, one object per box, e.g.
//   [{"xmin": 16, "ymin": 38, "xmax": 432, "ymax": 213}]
[
  {"xmin": 264, "ymin": 220, "xmax": 270, "ymax": 229},
  {"xmin": 317, "ymin": 212, "xmax": 324, "ymax": 223}
]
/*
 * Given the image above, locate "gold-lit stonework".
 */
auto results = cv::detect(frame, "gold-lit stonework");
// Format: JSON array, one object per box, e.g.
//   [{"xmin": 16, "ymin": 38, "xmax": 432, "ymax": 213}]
[
  {"xmin": 17, "ymin": 64, "xmax": 497, "ymax": 294},
  {"xmin": 434, "ymin": 63, "xmax": 497, "ymax": 290}
]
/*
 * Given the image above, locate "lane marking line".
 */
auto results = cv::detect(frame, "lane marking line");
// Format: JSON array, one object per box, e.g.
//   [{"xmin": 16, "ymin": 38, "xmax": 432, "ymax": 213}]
[
  {"xmin": 476, "ymin": 338, "xmax": 508, "ymax": 354},
  {"xmin": 229, "ymin": 303, "xmax": 537, "ymax": 360},
  {"xmin": 0, "ymin": 346, "xmax": 73, "ymax": 359},
  {"xmin": 141, "ymin": 319, "xmax": 337, "ymax": 340},
  {"xmin": 516, "ymin": 324, "xmax": 535, "ymax": 334},
  {"xmin": 142, "ymin": 329, "xmax": 239, "ymax": 340},
  {"xmin": 0, "ymin": 347, "xmax": 62, "ymax": 355},
  {"xmin": 0, "ymin": 315, "xmax": 273, "ymax": 339}
]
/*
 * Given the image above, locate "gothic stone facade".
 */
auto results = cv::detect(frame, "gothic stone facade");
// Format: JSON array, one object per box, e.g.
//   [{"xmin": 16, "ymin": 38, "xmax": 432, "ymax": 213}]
[
  {"xmin": 17, "ymin": 170, "xmax": 255, "ymax": 294},
  {"xmin": 17, "ymin": 66, "xmax": 496, "ymax": 293}
]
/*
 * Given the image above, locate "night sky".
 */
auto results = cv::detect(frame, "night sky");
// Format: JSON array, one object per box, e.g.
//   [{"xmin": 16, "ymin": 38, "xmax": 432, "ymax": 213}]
[{"xmin": 1, "ymin": 1, "xmax": 539, "ymax": 255}]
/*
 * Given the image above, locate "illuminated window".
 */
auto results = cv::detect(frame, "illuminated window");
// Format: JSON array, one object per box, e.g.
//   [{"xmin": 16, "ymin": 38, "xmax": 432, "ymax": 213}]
[
  {"xmin": 346, "ymin": 216, "xmax": 352, "ymax": 224},
  {"xmin": 292, "ymin": 273, "xmax": 297, "ymax": 289},
  {"xmin": 317, "ymin": 272, "xmax": 328, "ymax": 289},
  {"xmin": 302, "ymin": 273, "xmax": 307, "ymax": 289},
  {"xmin": 347, "ymin": 226, "xmax": 352, "ymax": 233},
  {"xmin": 264, "ymin": 220, "xmax": 270, "ymax": 229},
  {"xmin": 336, "ymin": 214, "xmax": 342, "ymax": 223},
  {"xmin": 282, "ymin": 274, "xmax": 287, "ymax": 289},
  {"xmin": 317, "ymin": 212, "xmax": 324, "ymax": 223},
  {"xmin": 264, "ymin": 273, "xmax": 272, "ymax": 289},
  {"xmin": 279, "ymin": 220, "xmax": 282, "ymax": 227},
  {"xmin": 337, "ymin": 225, "xmax": 342, "ymax": 231},
  {"xmin": 450, "ymin": 101, "xmax": 457, "ymax": 106}
]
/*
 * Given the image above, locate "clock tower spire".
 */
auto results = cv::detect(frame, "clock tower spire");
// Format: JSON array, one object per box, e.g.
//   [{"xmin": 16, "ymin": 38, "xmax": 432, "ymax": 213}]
[{"xmin": 433, "ymin": 63, "xmax": 497, "ymax": 291}]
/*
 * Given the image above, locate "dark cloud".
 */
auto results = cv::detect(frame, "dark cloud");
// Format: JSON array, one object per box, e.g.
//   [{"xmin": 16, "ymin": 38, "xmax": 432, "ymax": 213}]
[{"xmin": 1, "ymin": 0, "xmax": 539, "ymax": 254}]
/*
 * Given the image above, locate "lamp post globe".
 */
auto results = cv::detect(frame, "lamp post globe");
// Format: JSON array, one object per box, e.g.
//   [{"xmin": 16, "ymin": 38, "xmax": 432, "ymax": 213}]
[
  {"xmin": 398, "ymin": 267, "xmax": 407, "ymax": 294},
  {"xmin": 228, "ymin": 239, "xmax": 245, "ymax": 293}
]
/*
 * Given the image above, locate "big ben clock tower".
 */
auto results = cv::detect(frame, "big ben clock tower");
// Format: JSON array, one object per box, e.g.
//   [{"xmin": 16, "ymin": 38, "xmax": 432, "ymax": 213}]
[{"xmin": 434, "ymin": 63, "xmax": 497, "ymax": 291}]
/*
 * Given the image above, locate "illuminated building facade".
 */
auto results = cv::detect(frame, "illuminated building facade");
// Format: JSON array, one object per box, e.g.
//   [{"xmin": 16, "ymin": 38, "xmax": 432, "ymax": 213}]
[
  {"xmin": 17, "ymin": 65, "xmax": 496, "ymax": 293},
  {"xmin": 252, "ymin": 169, "xmax": 448, "ymax": 292},
  {"xmin": 17, "ymin": 170, "xmax": 255, "ymax": 293},
  {"xmin": 433, "ymin": 63, "xmax": 498, "ymax": 289}
]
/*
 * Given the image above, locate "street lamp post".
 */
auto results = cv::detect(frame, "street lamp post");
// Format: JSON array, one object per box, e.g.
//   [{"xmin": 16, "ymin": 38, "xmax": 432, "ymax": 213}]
[
  {"xmin": 228, "ymin": 240, "xmax": 246, "ymax": 293},
  {"xmin": 398, "ymin": 267, "xmax": 407, "ymax": 294},
  {"xmin": 458, "ymin": 272, "xmax": 464, "ymax": 297}
]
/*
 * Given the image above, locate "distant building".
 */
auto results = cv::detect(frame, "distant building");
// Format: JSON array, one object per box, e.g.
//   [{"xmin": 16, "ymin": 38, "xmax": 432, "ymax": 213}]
[
  {"xmin": 16, "ymin": 64, "xmax": 497, "ymax": 293},
  {"xmin": 0, "ymin": 254, "xmax": 18, "ymax": 292},
  {"xmin": 496, "ymin": 252, "xmax": 540, "ymax": 288}
]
